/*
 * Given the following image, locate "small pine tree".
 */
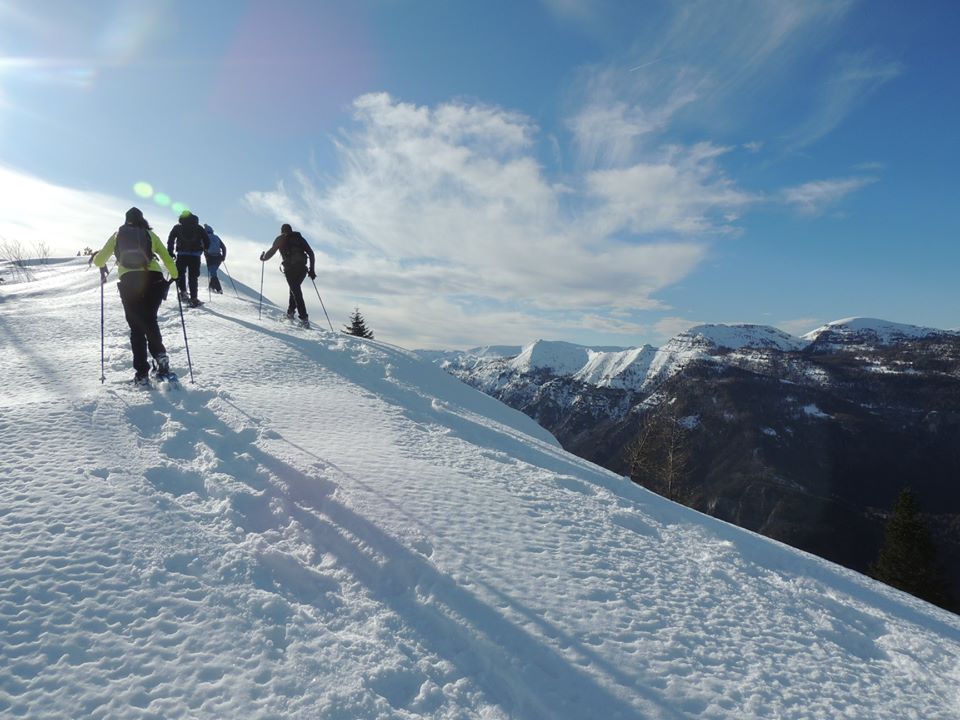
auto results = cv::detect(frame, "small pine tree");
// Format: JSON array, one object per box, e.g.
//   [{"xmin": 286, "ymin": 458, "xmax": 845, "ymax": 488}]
[
  {"xmin": 871, "ymin": 487, "xmax": 953, "ymax": 609},
  {"xmin": 343, "ymin": 307, "xmax": 374, "ymax": 339}
]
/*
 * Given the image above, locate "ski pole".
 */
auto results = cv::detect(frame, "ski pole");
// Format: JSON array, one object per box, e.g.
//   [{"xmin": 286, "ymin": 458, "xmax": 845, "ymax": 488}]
[
  {"xmin": 310, "ymin": 277, "xmax": 335, "ymax": 332},
  {"xmin": 176, "ymin": 288, "xmax": 195, "ymax": 383},
  {"xmin": 222, "ymin": 261, "xmax": 240, "ymax": 299},
  {"xmin": 258, "ymin": 260, "xmax": 265, "ymax": 319},
  {"xmin": 100, "ymin": 273, "xmax": 105, "ymax": 384}
]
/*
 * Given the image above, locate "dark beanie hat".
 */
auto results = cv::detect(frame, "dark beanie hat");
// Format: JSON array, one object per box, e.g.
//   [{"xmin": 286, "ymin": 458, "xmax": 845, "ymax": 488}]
[
  {"xmin": 125, "ymin": 207, "xmax": 144, "ymax": 224},
  {"xmin": 281, "ymin": 223, "xmax": 292, "ymax": 234}
]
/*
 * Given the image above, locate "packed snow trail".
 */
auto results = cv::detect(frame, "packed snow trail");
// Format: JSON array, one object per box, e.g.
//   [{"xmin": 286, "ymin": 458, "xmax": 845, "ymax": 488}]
[{"xmin": 1, "ymin": 258, "xmax": 959, "ymax": 719}]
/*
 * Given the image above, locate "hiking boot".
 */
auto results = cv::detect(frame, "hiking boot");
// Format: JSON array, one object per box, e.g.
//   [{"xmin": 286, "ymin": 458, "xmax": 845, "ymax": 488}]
[
  {"xmin": 300, "ymin": 318, "xmax": 310, "ymax": 329},
  {"xmin": 286, "ymin": 310, "xmax": 295, "ymax": 320},
  {"xmin": 155, "ymin": 353, "xmax": 170, "ymax": 377},
  {"xmin": 189, "ymin": 298, "xmax": 202, "ymax": 308},
  {"xmin": 133, "ymin": 370, "xmax": 150, "ymax": 386}
]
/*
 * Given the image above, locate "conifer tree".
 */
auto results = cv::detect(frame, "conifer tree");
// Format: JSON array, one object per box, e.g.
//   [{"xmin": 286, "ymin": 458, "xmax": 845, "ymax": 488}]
[
  {"xmin": 343, "ymin": 307, "xmax": 374, "ymax": 339},
  {"xmin": 871, "ymin": 487, "xmax": 953, "ymax": 609}
]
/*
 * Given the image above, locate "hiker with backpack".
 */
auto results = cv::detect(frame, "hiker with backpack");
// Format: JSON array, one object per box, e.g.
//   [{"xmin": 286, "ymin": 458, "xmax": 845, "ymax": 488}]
[
  {"xmin": 203, "ymin": 223, "xmax": 227, "ymax": 294},
  {"xmin": 167, "ymin": 210, "xmax": 210, "ymax": 308},
  {"xmin": 92, "ymin": 207, "xmax": 179, "ymax": 385},
  {"xmin": 260, "ymin": 223, "xmax": 316, "ymax": 328}
]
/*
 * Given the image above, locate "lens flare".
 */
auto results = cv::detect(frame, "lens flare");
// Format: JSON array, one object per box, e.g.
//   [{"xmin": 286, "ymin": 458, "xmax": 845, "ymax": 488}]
[
  {"xmin": 133, "ymin": 181, "xmax": 153, "ymax": 198},
  {"xmin": 133, "ymin": 181, "xmax": 189, "ymax": 215}
]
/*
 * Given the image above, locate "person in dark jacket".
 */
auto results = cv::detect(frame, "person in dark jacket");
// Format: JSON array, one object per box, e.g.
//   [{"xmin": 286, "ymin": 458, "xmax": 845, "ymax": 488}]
[
  {"xmin": 93, "ymin": 207, "xmax": 179, "ymax": 384},
  {"xmin": 203, "ymin": 223, "xmax": 227, "ymax": 294},
  {"xmin": 167, "ymin": 211, "xmax": 209, "ymax": 307},
  {"xmin": 260, "ymin": 223, "xmax": 316, "ymax": 328}
]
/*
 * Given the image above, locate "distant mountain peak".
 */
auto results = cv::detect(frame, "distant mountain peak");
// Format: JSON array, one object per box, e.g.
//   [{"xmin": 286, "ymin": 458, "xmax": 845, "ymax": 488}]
[
  {"xmin": 803, "ymin": 317, "xmax": 952, "ymax": 345},
  {"xmin": 679, "ymin": 324, "xmax": 805, "ymax": 352}
]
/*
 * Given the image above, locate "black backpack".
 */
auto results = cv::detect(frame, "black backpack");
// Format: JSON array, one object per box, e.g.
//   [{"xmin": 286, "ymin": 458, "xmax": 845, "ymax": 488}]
[
  {"xmin": 280, "ymin": 232, "xmax": 308, "ymax": 267},
  {"xmin": 116, "ymin": 224, "xmax": 154, "ymax": 269}
]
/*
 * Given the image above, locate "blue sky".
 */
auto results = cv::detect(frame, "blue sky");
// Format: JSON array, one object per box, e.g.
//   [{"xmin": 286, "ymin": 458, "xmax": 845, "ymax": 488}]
[{"xmin": 0, "ymin": 0, "xmax": 957, "ymax": 349}]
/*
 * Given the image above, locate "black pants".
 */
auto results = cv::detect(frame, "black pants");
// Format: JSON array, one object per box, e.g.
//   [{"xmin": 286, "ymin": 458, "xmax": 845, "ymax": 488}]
[
  {"xmin": 284, "ymin": 265, "xmax": 308, "ymax": 319},
  {"xmin": 118, "ymin": 271, "xmax": 168, "ymax": 374},
  {"xmin": 175, "ymin": 255, "xmax": 202, "ymax": 300}
]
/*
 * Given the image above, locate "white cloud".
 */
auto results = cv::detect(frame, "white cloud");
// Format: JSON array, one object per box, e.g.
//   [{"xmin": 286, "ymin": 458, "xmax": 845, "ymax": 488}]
[
  {"xmin": 247, "ymin": 94, "xmax": 730, "ymax": 323},
  {"xmin": 582, "ymin": 143, "xmax": 757, "ymax": 236},
  {"xmin": 243, "ymin": 93, "xmax": 776, "ymax": 347},
  {"xmin": 566, "ymin": 65, "xmax": 700, "ymax": 168},
  {"xmin": 781, "ymin": 176, "xmax": 876, "ymax": 216}
]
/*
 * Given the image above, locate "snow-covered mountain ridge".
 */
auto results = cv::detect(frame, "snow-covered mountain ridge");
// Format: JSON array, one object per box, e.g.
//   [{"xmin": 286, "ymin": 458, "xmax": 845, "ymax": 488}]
[
  {"xmin": 430, "ymin": 318, "xmax": 958, "ymax": 396},
  {"xmin": 2, "ymin": 258, "xmax": 959, "ymax": 719}
]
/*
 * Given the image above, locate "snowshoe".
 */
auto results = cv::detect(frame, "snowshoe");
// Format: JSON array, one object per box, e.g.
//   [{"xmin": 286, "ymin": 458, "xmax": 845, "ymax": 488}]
[{"xmin": 154, "ymin": 353, "xmax": 170, "ymax": 377}]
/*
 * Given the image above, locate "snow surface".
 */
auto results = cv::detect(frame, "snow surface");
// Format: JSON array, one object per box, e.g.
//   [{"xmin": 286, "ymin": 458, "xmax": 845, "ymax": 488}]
[
  {"xmin": 802, "ymin": 404, "xmax": 831, "ymax": 419},
  {"xmin": 472, "ymin": 326, "xmax": 804, "ymax": 394},
  {"xmin": 2, "ymin": 258, "xmax": 960, "ymax": 719},
  {"xmin": 803, "ymin": 317, "xmax": 950, "ymax": 344},
  {"xmin": 573, "ymin": 346, "xmax": 658, "ymax": 390},
  {"xmin": 509, "ymin": 340, "xmax": 629, "ymax": 377},
  {"xmin": 681, "ymin": 324, "xmax": 805, "ymax": 352}
]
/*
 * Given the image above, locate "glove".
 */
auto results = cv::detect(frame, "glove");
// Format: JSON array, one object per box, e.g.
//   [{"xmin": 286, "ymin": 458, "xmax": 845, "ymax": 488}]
[
  {"xmin": 260, "ymin": 252, "xmax": 266, "ymax": 261},
  {"xmin": 308, "ymin": 269, "xmax": 316, "ymax": 280},
  {"xmin": 99, "ymin": 266, "xmax": 109, "ymax": 284}
]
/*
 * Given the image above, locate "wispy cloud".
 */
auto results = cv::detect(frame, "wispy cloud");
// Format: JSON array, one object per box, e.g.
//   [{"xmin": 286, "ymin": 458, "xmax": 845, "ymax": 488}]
[
  {"xmin": 582, "ymin": 142, "xmax": 758, "ymax": 236},
  {"xmin": 566, "ymin": 64, "xmax": 700, "ymax": 168},
  {"xmin": 563, "ymin": 1, "xmax": 878, "ymax": 160},
  {"xmin": 245, "ymin": 93, "xmax": 755, "ymax": 345},
  {"xmin": 790, "ymin": 52, "xmax": 904, "ymax": 148},
  {"xmin": 781, "ymin": 176, "xmax": 876, "ymax": 216}
]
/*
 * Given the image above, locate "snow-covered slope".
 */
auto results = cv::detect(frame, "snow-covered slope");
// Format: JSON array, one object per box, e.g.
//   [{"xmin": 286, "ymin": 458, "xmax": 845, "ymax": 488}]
[
  {"xmin": 508, "ymin": 340, "xmax": 629, "ymax": 376},
  {"xmin": 683, "ymin": 323, "xmax": 805, "ymax": 352},
  {"xmin": 573, "ymin": 345, "xmax": 658, "ymax": 389},
  {"xmin": 803, "ymin": 316, "xmax": 954, "ymax": 347},
  {"xmin": 2, "ymin": 258, "xmax": 959, "ymax": 719}
]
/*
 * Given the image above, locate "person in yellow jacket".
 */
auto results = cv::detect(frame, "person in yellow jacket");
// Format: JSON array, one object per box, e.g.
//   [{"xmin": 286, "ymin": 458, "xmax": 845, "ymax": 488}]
[{"xmin": 93, "ymin": 207, "xmax": 179, "ymax": 385}]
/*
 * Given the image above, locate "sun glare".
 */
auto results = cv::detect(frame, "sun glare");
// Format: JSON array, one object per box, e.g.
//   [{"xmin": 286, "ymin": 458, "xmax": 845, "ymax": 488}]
[{"xmin": 132, "ymin": 181, "xmax": 189, "ymax": 215}]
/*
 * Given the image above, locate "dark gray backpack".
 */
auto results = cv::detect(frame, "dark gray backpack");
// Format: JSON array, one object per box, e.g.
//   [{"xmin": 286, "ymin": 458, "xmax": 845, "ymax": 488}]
[{"xmin": 116, "ymin": 224, "xmax": 153, "ymax": 268}]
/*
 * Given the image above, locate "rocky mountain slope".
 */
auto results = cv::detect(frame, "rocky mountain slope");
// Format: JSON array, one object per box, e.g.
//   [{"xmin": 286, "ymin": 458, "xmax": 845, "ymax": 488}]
[{"xmin": 422, "ymin": 319, "xmax": 960, "ymax": 609}]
